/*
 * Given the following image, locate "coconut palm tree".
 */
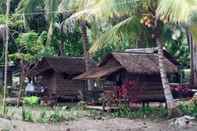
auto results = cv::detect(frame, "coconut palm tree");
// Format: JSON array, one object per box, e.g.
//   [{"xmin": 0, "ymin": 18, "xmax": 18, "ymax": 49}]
[
  {"xmin": 59, "ymin": 0, "xmax": 101, "ymax": 90},
  {"xmin": 157, "ymin": 0, "xmax": 197, "ymax": 87}
]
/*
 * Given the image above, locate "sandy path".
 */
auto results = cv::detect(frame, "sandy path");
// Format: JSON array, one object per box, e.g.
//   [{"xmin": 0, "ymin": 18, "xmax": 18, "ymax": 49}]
[{"xmin": 0, "ymin": 118, "xmax": 197, "ymax": 131}]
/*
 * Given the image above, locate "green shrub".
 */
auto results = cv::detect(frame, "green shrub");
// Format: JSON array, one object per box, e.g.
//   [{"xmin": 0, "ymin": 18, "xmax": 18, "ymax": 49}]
[
  {"xmin": 112, "ymin": 104, "xmax": 168, "ymax": 119},
  {"xmin": 178, "ymin": 102, "xmax": 197, "ymax": 117},
  {"xmin": 22, "ymin": 109, "xmax": 33, "ymax": 122},
  {"xmin": 48, "ymin": 111, "xmax": 64, "ymax": 122},
  {"xmin": 37, "ymin": 109, "xmax": 65, "ymax": 123},
  {"xmin": 23, "ymin": 96, "xmax": 40, "ymax": 106}
]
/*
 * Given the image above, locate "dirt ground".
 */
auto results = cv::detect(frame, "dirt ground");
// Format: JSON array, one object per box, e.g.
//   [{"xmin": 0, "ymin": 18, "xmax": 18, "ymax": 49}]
[{"xmin": 1, "ymin": 118, "xmax": 197, "ymax": 131}]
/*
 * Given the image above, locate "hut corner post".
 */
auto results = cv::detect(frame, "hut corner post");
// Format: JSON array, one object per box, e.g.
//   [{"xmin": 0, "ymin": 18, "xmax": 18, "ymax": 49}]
[{"xmin": 2, "ymin": 0, "xmax": 11, "ymax": 116}]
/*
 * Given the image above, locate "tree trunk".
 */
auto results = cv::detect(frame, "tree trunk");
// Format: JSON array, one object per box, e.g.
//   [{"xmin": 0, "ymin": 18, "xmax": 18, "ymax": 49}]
[
  {"xmin": 192, "ymin": 41, "xmax": 197, "ymax": 87},
  {"xmin": 2, "ymin": 0, "xmax": 11, "ymax": 115},
  {"xmin": 187, "ymin": 30, "xmax": 194, "ymax": 87},
  {"xmin": 17, "ymin": 60, "xmax": 25, "ymax": 107},
  {"xmin": 59, "ymin": 22, "xmax": 65, "ymax": 56},
  {"xmin": 80, "ymin": 21, "xmax": 92, "ymax": 90},
  {"xmin": 156, "ymin": 36, "xmax": 175, "ymax": 110},
  {"xmin": 187, "ymin": 31, "xmax": 197, "ymax": 88},
  {"xmin": 46, "ymin": 21, "xmax": 53, "ymax": 47}
]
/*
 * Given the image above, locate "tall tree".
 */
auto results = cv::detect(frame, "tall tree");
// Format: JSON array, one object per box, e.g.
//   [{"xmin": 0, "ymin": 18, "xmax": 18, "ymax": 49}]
[
  {"xmin": 59, "ymin": 0, "xmax": 97, "ymax": 90},
  {"xmin": 157, "ymin": 0, "xmax": 197, "ymax": 87},
  {"xmin": 9, "ymin": 31, "xmax": 47, "ymax": 106}
]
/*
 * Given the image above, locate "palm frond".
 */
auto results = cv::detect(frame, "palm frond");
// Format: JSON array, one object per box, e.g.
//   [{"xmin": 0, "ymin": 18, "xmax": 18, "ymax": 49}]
[
  {"xmin": 89, "ymin": 16, "xmax": 141, "ymax": 53},
  {"xmin": 16, "ymin": 0, "xmax": 43, "ymax": 14},
  {"xmin": 157, "ymin": 0, "xmax": 197, "ymax": 23},
  {"xmin": 45, "ymin": 0, "xmax": 60, "ymax": 22},
  {"xmin": 15, "ymin": 0, "xmax": 44, "ymax": 29},
  {"xmin": 58, "ymin": 0, "xmax": 94, "ymax": 12},
  {"xmin": 62, "ymin": 0, "xmax": 139, "ymax": 32}
]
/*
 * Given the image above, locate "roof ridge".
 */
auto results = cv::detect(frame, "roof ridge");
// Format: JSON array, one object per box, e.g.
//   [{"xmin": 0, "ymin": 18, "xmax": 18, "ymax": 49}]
[{"xmin": 44, "ymin": 56, "xmax": 85, "ymax": 59}]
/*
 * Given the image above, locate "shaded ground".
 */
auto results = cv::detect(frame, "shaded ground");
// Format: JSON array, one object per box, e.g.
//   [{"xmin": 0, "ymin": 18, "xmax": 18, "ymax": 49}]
[{"xmin": 1, "ymin": 118, "xmax": 197, "ymax": 131}]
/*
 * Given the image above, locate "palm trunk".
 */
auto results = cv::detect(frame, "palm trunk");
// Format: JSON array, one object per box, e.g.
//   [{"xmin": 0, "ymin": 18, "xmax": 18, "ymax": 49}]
[
  {"xmin": 2, "ymin": 0, "xmax": 10, "ymax": 115},
  {"xmin": 59, "ymin": 22, "xmax": 65, "ymax": 56},
  {"xmin": 46, "ymin": 21, "xmax": 53, "ymax": 47},
  {"xmin": 187, "ymin": 31, "xmax": 197, "ymax": 88},
  {"xmin": 80, "ymin": 21, "xmax": 92, "ymax": 90},
  {"xmin": 156, "ymin": 36, "xmax": 175, "ymax": 110},
  {"xmin": 186, "ymin": 31, "xmax": 193, "ymax": 85},
  {"xmin": 192, "ymin": 42, "xmax": 197, "ymax": 87},
  {"xmin": 17, "ymin": 60, "xmax": 25, "ymax": 107}
]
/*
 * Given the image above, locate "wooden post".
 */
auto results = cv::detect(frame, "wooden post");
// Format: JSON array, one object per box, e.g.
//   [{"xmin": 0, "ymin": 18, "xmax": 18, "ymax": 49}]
[
  {"xmin": 2, "ymin": 0, "xmax": 10, "ymax": 115},
  {"xmin": 187, "ymin": 30, "xmax": 197, "ymax": 88}
]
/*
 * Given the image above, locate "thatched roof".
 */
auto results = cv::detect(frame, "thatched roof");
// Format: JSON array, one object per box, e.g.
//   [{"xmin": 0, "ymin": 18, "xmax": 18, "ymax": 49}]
[
  {"xmin": 125, "ymin": 47, "xmax": 179, "ymax": 65},
  {"xmin": 75, "ymin": 49, "xmax": 178, "ymax": 80},
  {"xmin": 74, "ymin": 66, "xmax": 122, "ymax": 80},
  {"xmin": 30, "ymin": 56, "xmax": 86, "ymax": 76}
]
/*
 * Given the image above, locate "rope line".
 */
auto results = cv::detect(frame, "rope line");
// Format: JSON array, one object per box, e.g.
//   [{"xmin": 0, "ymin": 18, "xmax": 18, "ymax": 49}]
[{"xmin": 0, "ymin": 10, "xmax": 68, "ymax": 16}]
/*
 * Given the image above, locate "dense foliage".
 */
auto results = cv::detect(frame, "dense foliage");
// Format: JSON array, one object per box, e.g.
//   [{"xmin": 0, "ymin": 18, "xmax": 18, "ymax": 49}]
[{"xmin": 0, "ymin": 0, "xmax": 194, "ymax": 66}]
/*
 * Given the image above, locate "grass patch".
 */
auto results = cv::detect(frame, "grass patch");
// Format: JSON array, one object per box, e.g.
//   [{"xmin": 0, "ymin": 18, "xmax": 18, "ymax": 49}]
[
  {"xmin": 0, "ymin": 103, "xmax": 106, "ymax": 123},
  {"xmin": 112, "ymin": 104, "xmax": 168, "ymax": 119},
  {"xmin": 178, "ymin": 100, "xmax": 197, "ymax": 118}
]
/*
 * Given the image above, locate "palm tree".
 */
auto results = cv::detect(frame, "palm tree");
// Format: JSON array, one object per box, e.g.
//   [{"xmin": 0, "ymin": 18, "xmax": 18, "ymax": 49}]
[
  {"xmin": 59, "ymin": 0, "xmax": 100, "ymax": 90},
  {"xmin": 154, "ymin": 19, "xmax": 175, "ymax": 110},
  {"xmin": 157, "ymin": 0, "xmax": 197, "ymax": 87},
  {"xmin": 80, "ymin": 20, "xmax": 91, "ymax": 76}
]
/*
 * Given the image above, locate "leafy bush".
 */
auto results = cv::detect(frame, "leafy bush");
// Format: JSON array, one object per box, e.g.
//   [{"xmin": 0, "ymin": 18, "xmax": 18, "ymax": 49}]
[
  {"xmin": 22, "ymin": 108, "xmax": 33, "ymax": 122},
  {"xmin": 116, "ymin": 80, "xmax": 142, "ymax": 103},
  {"xmin": 178, "ymin": 101, "xmax": 197, "ymax": 117},
  {"xmin": 37, "ymin": 107, "xmax": 69, "ymax": 123},
  {"xmin": 48, "ymin": 111, "xmax": 65, "ymax": 122},
  {"xmin": 112, "ymin": 104, "xmax": 168, "ymax": 119},
  {"xmin": 23, "ymin": 96, "xmax": 40, "ymax": 106}
]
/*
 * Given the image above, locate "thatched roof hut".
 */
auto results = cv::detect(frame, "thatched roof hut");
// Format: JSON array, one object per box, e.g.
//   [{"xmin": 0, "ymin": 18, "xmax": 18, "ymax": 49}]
[
  {"xmin": 75, "ymin": 48, "xmax": 179, "ymax": 103},
  {"xmin": 30, "ymin": 56, "xmax": 88, "ymax": 100}
]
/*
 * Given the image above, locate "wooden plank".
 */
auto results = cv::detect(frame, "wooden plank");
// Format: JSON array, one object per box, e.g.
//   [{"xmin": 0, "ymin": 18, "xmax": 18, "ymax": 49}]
[{"xmin": 86, "ymin": 105, "xmax": 119, "ymax": 111}]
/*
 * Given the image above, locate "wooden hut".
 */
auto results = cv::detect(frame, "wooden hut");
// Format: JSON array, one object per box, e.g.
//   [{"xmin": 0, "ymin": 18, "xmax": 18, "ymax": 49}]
[
  {"xmin": 75, "ymin": 48, "xmax": 179, "ymax": 103},
  {"xmin": 30, "ymin": 57, "xmax": 87, "ymax": 100}
]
